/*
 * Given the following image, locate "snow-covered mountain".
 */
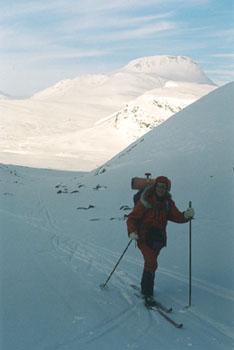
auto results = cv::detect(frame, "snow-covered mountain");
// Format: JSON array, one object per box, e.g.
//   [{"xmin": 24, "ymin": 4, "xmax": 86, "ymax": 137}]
[
  {"xmin": 123, "ymin": 55, "xmax": 213, "ymax": 84},
  {"xmin": 0, "ymin": 55, "xmax": 216, "ymax": 170},
  {"xmin": 0, "ymin": 82, "xmax": 233, "ymax": 350},
  {"xmin": 32, "ymin": 56, "xmax": 212, "ymax": 101},
  {"xmin": 96, "ymin": 81, "xmax": 215, "ymax": 141}
]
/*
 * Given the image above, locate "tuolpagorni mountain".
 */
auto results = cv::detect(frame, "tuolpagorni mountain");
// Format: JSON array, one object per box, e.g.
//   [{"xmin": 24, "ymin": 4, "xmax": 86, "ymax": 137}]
[{"xmin": 0, "ymin": 55, "xmax": 216, "ymax": 171}]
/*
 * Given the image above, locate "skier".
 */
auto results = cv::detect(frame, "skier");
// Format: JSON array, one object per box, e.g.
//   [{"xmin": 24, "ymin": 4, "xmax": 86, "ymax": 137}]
[{"xmin": 127, "ymin": 176, "xmax": 194, "ymax": 307}]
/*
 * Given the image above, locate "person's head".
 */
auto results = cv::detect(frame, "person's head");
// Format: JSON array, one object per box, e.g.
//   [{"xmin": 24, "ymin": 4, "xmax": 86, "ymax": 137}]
[{"xmin": 154, "ymin": 176, "xmax": 171, "ymax": 198}]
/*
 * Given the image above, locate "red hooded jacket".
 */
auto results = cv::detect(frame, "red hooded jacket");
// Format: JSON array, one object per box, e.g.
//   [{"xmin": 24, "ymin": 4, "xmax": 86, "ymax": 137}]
[{"xmin": 127, "ymin": 185, "xmax": 187, "ymax": 243}]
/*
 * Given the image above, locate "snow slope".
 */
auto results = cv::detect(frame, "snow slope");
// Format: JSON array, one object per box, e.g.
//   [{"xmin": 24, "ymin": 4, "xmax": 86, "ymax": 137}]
[
  {"xmin": 97, "ymin": 81, "xmax": 216, "ymax": 142},
  {"xmin": 0, "ymin": 82, "xmax": 233, "ymax": 350},
  {"xmin": 0, "ymin": 55, "xmax": 215, "ymax": 171}
]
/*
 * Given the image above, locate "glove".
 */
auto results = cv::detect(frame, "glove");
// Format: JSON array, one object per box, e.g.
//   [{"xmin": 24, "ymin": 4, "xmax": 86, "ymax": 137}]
[
  {"xmin": 184, "ymin": 207, "xmax": 195, "ymax": 220},
  {"xmin": 129, "ymin": 232, "xmax": 139, "ymax": 240}
]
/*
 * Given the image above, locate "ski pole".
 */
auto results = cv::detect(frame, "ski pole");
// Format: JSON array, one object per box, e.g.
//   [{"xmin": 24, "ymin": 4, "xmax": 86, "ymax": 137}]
[
  {"xmin": 188, "ymin": 200, "xmax": 192, "ymax": 307},
  {"xmin": 100, "ymin": 240, "xmax": 132, "ymax": 289}
]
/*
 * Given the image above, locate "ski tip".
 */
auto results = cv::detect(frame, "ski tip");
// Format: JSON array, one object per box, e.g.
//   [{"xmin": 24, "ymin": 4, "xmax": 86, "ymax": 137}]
[{"xmin": 177, "ymin": 323, "xmax": 183, "ymax": 329}]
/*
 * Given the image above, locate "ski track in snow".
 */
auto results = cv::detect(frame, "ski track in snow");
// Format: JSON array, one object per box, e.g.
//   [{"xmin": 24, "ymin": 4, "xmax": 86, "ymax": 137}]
[
  {"xmin": 51, "ymin": 228, "xmax": 234, "ymax": 341},
  {"xmin": 52, "ymin": 227, "xmax": 234, "ymax": 305},
  {"xmin": 1, "ymin": 187, "xmax": 233, "ymax": 344},
  {"xmin": 1, "ymin": 155, "xmax": 233, "ymax": 349},
  {"xmin": 54, "ymin": 302, "xmax": 149, "ymax": 349},
  {"xmin": 0, "ymin": 203, "xmax": 233, "ymax": 349},
  {"xmin": 35, "ymin": 190, "xmax": 63, "ymax": 236},
  {"xmin": 159, "ymin": 268, "xmax": 234, "ymax": 303}
]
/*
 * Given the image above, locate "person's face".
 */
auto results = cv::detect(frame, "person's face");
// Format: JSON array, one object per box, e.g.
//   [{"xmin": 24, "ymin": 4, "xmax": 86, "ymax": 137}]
[{"xmin": 155, "ymin": 182, "xmax": 167, "ymax": 197}]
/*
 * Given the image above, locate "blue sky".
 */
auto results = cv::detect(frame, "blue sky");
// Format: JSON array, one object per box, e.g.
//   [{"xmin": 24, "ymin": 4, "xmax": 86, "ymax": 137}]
[{"xmin": 0, "ymin": 0, "xmax": 233, "ymax": 97}]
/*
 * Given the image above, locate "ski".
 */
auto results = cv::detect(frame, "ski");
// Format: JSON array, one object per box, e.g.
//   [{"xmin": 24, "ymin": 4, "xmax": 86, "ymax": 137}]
[
  {"xmin": 130, "ymin": 284, "xmax": 173, "ymax": 313},
  {"xmin": 130, "ymin": 284, "xmax": 183, "ymax": 328},
  {"xmin": 146, "ymin": 304, "xmax": 183, "ymax": 329}
]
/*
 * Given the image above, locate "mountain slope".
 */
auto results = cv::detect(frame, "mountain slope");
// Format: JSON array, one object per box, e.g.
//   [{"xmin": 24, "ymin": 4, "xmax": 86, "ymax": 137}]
[
  {"xmin": 0, "ymin": 55, "xmax": 215, "ymax": 170},
  {"xmin": 0, "ymin": 83, "xmax": 233, "ymax": 350},
  {"xmin": 96, "ymin": 81, "xmax": 216, "ymax": 141},
  {"xmin": 24, "ymin": 81, "xmax": 215, "ymax": 171}
]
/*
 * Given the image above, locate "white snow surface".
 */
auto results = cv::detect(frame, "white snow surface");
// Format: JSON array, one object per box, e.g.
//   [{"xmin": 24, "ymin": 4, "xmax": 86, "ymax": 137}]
[
  {"xmin": 0, "ymin": 55, "xmax": 215, "ymax": 171},
  {"xmin": 97, "ymin": 81, "xmax": 215, "ymax": 142},
  {"xmin": 0, "ymin": 82, "xmax": 233, "ymax": 350}
]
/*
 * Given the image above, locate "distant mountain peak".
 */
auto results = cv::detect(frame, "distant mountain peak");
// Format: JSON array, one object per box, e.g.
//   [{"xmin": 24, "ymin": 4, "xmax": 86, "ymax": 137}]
[
  {"xmin": 124, "ymin": 55, "xmax": 195, "ymax": 70},
  {"xmin": 123, "ymin": 55, "xmax": 214, "ymax": 85},
  {"xmin": 31, "ymin": 55, "xmax": 214, "ymax": 100}
]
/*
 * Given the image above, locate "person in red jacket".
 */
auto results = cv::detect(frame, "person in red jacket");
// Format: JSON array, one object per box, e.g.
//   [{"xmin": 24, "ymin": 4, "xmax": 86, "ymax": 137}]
[{"xmin": 127, "ymin": 176, "xmax": 194, "ymax": 306}]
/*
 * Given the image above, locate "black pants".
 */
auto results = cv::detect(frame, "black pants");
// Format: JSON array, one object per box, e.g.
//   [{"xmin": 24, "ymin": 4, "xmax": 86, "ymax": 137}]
[
  {"xmin": 138, "ymin": 243, "xmax": 162, "ymax": 297},
  {"xmin": 141, "ymin": 270, "xmax": 155, "ymax": 297}
]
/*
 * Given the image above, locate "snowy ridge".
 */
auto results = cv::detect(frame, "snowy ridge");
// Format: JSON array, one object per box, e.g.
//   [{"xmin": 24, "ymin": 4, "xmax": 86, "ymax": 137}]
[
  {"xmin": 31, "ymin": 74, "xmax": 109, "ymax": 100},
  {"xmin": 97, "ymin": 82, "xmax": 216, "ymax": 141},
  {"xmin": 100, "ymin": 82, "xmax": 233, "ymax": 172}
]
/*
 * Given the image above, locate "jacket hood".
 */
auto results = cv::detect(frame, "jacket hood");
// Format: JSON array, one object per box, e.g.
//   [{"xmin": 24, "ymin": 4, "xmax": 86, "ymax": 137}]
[
  {"xmin": 140, "ymin": 184, "xmax": 172, "ymax": 209},
  {"xmin": 154, "ymin": 176, "xmax": 171, "ymax": 191}
]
